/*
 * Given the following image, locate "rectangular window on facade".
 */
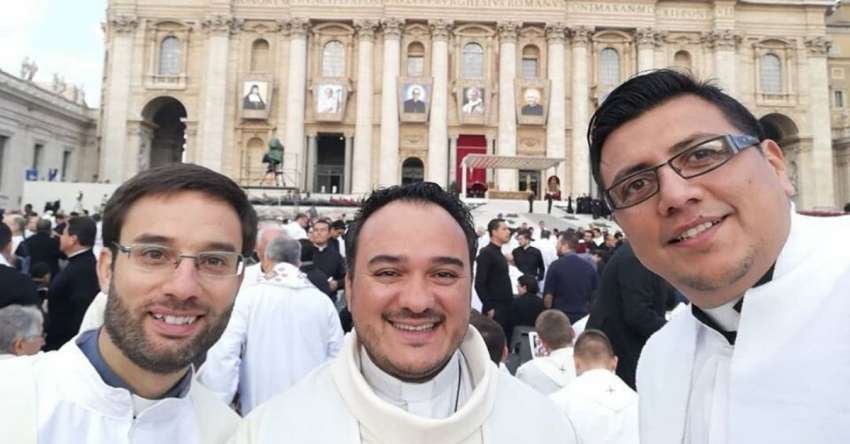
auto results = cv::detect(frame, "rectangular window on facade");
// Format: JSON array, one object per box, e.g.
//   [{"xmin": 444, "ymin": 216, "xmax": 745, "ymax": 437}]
[
  {"xmin": 0, "ymin": 135, "xmax": 7, "ymax": 186},
  {"xmin": 61, "ymin": 150, "xmax": 72, "ymax": 181},
  {"xmin": 835, "ymin": 90, "xmax": 845, "ymax": 108},
  {"xmin": 407, "ymin": 56, "xmax": 424, "ymax": 77},
  {"xmin": 33, "ymin": 143, "xmax": 44, "ymax": 171},
  {"xmin": 521, "ymin": 58, "xmax": 538, "ymax": 79}
]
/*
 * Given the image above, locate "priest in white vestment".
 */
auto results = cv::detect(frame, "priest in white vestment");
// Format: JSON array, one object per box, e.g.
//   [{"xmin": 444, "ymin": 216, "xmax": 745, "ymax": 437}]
[
  {"xmin": 230, "ymin": 183, "xmax": 576, "ymax": 443},
  {"xmin": 199, "ymin": 237, "xmax": 344, "ymax": 415},
  {"xmin": 550, "ymin": 329, "xmax": 638, "ymax": 444},
  {"xmin": 588, "ymin": 69, "xmax": 850, "ymax": 444},
  {"xmin": 516, "ymin": 309, "xmax": 577, "ymax": 395},
  {"xmin": 239, "ymin": 225, "xmax": 286, "ymax": 294}
]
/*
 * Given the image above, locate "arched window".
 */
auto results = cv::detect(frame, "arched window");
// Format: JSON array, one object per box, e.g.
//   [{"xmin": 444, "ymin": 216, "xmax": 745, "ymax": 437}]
[
  {"xmin": 599, "ymin": 48, "xmax": 620, "ymax": 87},
  {"xmin": 521, "ymin": 45, "xmax": 540, "ymax": 79},
  {"xmin": 401, "ymin": 157, "xmax": 425, "ymax": 185},
  {"xmin": 462, "ymin": 42, "xmax": 485, "ymax": 79},
  {"xmin": 251, "ymin": 39, "xmax": 270, "ymax": 72},
  {"xmin": 673, "ymin": 50, "xmax": 692, "ymax": 71},
  {"xmin": 407, "ymin": 42, "xmax": 425, "ymax": 77},
  {"xmin": 158, "ymin": 36, "xmax": 181, "ymax": 76},
  {"xmin": 761, "ymin": 53, "xmax": 782, "ymax": 94},
  {"xmin": 322, "ymin": 40, "xmax": 346, "ymax": 77}
]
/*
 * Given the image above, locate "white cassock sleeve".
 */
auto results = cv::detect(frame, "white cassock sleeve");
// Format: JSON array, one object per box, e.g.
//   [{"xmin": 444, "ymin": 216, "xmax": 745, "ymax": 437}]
[{"xmin": 197, "ymin": 292, "xmax": 252, "ymax": 405}]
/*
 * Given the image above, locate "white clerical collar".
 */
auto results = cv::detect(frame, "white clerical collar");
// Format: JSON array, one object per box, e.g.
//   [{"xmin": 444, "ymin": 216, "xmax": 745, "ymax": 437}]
[
  {"xmin": 0, "ymin": 254, "xmax": 10, "ymax": 267},
  {"xmin": 359, "ymin": 346, "xmax": 469, "ymax": 419},
  {"xmin": 66, "ymin": 248, "xmax": 91, "ymax": 259},
  {"xmin": 702, "ymin": 296, "xmax": 743, "ymax": 332}
]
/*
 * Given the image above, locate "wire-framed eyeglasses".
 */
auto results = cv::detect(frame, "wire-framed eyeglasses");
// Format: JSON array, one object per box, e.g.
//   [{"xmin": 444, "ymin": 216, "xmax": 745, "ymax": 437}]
[
  {"xmin": 604, "ymin": 134, "xmax": 761, "ymax": 210},
  {"xmin": 113, "ymin": 242, "xmax": 245, "ymax": 278}
]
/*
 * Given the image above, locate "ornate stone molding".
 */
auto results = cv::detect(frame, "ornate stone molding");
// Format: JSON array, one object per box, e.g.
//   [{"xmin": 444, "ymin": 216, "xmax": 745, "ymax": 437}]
[
  {"xmin": 202, "ymin": 15, "xmax": 235, "ymax": 35},
  {"xmin": 497, "ymin": 21, "xmax": 520, "ymax": 43},
  {"xmin": 805, "ymin": 36, "xmax": 831, "ymax": 56},
  {"xmin": 109, "ymin": 14, "xmax": 139, "ymax": 34},
  {"xmin": 382, "ymin": 17, "xmax": 404, "ymax": 40},
  {"xmin": 429, "ymin": 19, "xmax": 453, "ymax": 42},
  {"xmin": 702, "ymin": 29, "xmax": 741, "ymax": 50},
  {"xmin": 355, "ymin": 19, "xmax": 379, "ymax": 41},
  {"xmin": 287, "ymin": 17, "xmax": 310, "ymax": 38},
  {"xmin": 545, "ymin": 22, "xmax": 567, "ymax": 44},
  {"xmin": 635, "ymin": 27, "xmax": 656, "ymax": 48},
  {"xmin": 654, "ymin": 30, "xmax": 668, "ymax": 48},
  {"xmin": 571, "ymin": 26, "xmax": 592, "ymax": 46}
]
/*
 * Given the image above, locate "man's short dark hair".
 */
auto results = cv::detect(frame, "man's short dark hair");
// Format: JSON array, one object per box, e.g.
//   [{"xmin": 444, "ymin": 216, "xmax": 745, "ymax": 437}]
[
  {"xmin": 345, "ymin": 182, "xmax": 477, "ymax": 275},
  {"xmin": 573, "ymin": 329, "xmax": 616, "ymax": 361},
  {"xmin": 330, "ymin": 220, "xmax": 346, "ymax": 231},
  {"xmin": 35, "ymin": 219, "xmax": 51, "ymax": 234},
  {"xmin": 559, "ymin": 231, "xmax": 579, "ymax": 250},
  {"xmin": 535, "ymin": 309, "xmax": 574, "ymax": 350},
  {"xmin": 587, "ymin": 69, "xmax": 765, "ymax": 195},
  {"xmin": 0, "ymin": 222, "xmax": 10, "ymax": 250},
  {"xmin": 102, "ymin": 163, "xmax": 258, "ymax": 256},
  {"xmin": 515, "ymin": 229, "xmax": 530, "ymax": 240},
  {"xmin": 469, "ymin": 313, "xmax": 506, "ymax": 365},
  {"xmin": 312, "ymin": 218, "xmax": 331, "ymax": 230},
  {"xmin": 487, "ymin": 218, "xmax": 505, "ymax": 236},
  {"xmin": 66, "ymin": 216, "xmax": 97, "ymax": 247},
  {"xmin": 517, "ymin": 274, "xmax": 539, "ymax": 295}
]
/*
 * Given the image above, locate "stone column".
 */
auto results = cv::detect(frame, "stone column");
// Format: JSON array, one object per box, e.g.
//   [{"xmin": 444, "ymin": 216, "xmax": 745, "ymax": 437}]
[
  {"xmin": 427, "ymin": 20, "xmax": 452, "ymax": 187},
  {"xmin": 352, "ymin": 20, "xmax": 378, "ymax": 194},
  {"xmin": 570, "ymin": 27, "xmax": 592, "ymax": 197},
  {"xmin": 448, "ymin": 135, "xmax": 458, "ymax": 190},
  {"xmin": 708, "ymin": 30, "xmax": 739, "ymax": 96},
  {"xmin": 546, "ymin": 22, "xmax": 568, "ymax": 195},
  {"xmin": 285, "ymin": 18, "xmax": 310, "ymax": 190},
  {"xmin": 636, "ymin": 28, "xmax": 656, "ymax": 73},
  {"xmin": 198, "ymin": 15, "xmax": 234, "ymax": 173},
  {"xmin": 804, "ymin": 36, "xmax": 837, "ymax": 207},
  {"xmin": 378, "ymin": 18, "xmax": 403, "ymax": 187},
  {"xmin": 344, "ymin": 135, "xmax": 354, "ymax": 194},
  {"xmin": 496, "ymin": 21, "xmax": 520, "ymax": 192},
  {"xmin": 101, "ymin": 14, "xmax": 138, "ymax": 183},
  {"xmin": 306, "ymin": 135, "xmax": 317, "ymax": 192}
]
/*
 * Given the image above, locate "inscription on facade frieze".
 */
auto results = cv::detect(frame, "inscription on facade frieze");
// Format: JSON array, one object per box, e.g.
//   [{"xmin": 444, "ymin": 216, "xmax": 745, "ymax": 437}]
[
  {"xmin": 233, "ymin": 0, "xmax": 287, "ymax": 6},
  {"xmin": 235, "ymin": 0, "xmax": 567, "ymax": 7},
  {"xmin": 659, "ymin": 8, "xmax": 710, "ymax": 20},
  {"xmin": 567, "ymin": 2, "xmax": 654, "ymax": 15}
]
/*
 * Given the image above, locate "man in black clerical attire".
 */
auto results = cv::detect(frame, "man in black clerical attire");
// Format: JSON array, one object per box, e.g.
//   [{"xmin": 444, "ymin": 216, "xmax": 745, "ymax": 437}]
[
  {"xmin": 403, "ymin": 86, "xmax": 426, "ymax": 113},
  {"xmin": 0, "ymin": 223, "xmax": 39, "ymax": 309},
  {"xmin": 586, "ymin": 241, "xmax": 677, "ymax": 389},
  {"xmin": 474, "ymin": 218, "xmax": 514, "ymax": 334},
  {"xmin": 506, "ymin": 274, "xmax": 545, "ymax": 343},
  {"xmin": 16, "ymin": 219, "xmax": 62, "ymax": 278},
  {"xmin": 511, "ymin": 229, "xmax": 545, "ymax": 282},
  {"xmin": 311, "ymin": 219, "xmax": 346, "ymax": 300}
]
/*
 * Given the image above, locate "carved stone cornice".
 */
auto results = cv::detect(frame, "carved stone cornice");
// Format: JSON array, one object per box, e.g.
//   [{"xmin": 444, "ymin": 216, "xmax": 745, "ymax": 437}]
[
  {"xmin": 545, "ymin": 22, "xmax": 567, "ymax": 44},
  {"xmin": 497, "ymin": 21, "xmax": 520, "ymax": 43},
  {"xmin": 109, "ymin": 14, "xmax": 139, "ymax": 34},
  {"xmin": 635, "ymin": 27, "xmax": 656, "ymax": 48},
  {"xmin": 653, "ymin": 30, "xmax": 668, "ymax": 48},
  {"xmin": 571, "ymin": 26, "xmax": 592, "ymax": 46},
  {"xmin": 354, "ymin": 19, "xmax": 379, "ymax": 41},
  {"xmin": 429, "ymin": 19, "xmax": 452, "ymax": 42},
  {"xmin": 382, "ymin": 17, "xmax": 404, "ymax": 40},
  {"xmin": 702, "ymin": 29, "xmax": 741, "ymax": 50},
  {"xmin": 805, "ymin": 36, "xmax": 831, "ymax": 56},
  {"xmin": 287, "ymin": 17, "xmax": 310, "ymax": 38},
  {"xmin": 202, "ymin": 15, "xmax": 236, "ymax": 35}
]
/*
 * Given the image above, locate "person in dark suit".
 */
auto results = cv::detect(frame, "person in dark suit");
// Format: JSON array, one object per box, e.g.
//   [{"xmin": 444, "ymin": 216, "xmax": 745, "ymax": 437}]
[
  {"xmin": 475, "ymin": 218, "xmax": 514, "ymax": 334},
  {"xmin": 297, "ymin": 239, "xmax": 333, "ymax": 298},
  {"xmin": 311, "ymin": 219, "xmax": 346, "ymax": 301},
  {"xmin": 45, "ymin": 216, "xmax": 100, "ymax": 350},
  {"xmin": 543, "ymin": 231, "xmax": 598, "ymax": 323},
  {"xmin": 506, "ymin": 274, "xmax": 545, "ymax": 343},
  {"xmin": 15, "ymin": 218, "xmax": 62, "ymax": 277},
  {"xmin": 0, "ymin": 223, "xmax": 40, "ymax": 309},
  {"xmin": 511, "ymin": 230, "xmax": 545, "ymax": 282},
  {"xmin": 586, "ymin": 241, "xmax": 677, "ymax": 389},
  {"xmin": 520, "ymin": 88, "xmax": 544, "ymax": 116},
  {"xmin": 403, "ymin": 85, "xmax": 426, "ymax": 113}
]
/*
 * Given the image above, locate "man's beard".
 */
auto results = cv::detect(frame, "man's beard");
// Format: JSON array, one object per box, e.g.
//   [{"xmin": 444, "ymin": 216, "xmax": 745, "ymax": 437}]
[{"xmin": 103, "ymin": 281, "xmax": 233, "ymax": 374}]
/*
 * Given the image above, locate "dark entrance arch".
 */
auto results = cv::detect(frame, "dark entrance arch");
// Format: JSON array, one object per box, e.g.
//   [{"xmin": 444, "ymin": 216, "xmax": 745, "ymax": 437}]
[
  {"xmin": 401, "ymin": 157, "xmax": 424, "ymax": 185},
  {"xmin": 141, "ymin": 97, "xmax": 187, "ymax": 169}
]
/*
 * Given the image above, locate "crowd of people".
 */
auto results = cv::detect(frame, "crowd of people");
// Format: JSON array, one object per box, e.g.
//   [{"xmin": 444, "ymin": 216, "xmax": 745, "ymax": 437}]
[{"xmin": 0, "ymin": 69, "xmax": 849, "ymax": 444}]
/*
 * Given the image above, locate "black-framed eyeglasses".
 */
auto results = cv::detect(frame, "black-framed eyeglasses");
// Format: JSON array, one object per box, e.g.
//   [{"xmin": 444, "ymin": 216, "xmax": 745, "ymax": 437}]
[
  {"xmin": 113, "ymin": 242, "xmax": 245, "ymax": 278},
  {"xmin": 604, "ymin": 134, "xmax": 761, "ymax": 210}
]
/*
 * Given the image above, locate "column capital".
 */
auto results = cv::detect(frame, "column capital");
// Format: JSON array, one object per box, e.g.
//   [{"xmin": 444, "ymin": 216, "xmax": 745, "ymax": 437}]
[
  {"xmin": 805, "ymin": 36, "xmax": 831, "ymax": 56},
  {"xmin": 570, "ymin": 26, "xmax": 592, "ymax": 46},
  {"xmin": 429, "ymin": 19, "xmax": 453, "ymax": 42},
  {"xmin": 497, "ymin": 21, "xmax": 520, "ymax": 43},
  {"xmin": 545, "ymin": 22, "xmax": 567, "ymax": 43},
  {"xmin": 382, "ymin": 17, "xmax": 404, "ymax": 40},
  {"xmin": 355, "ymin": 19, "xmax": 379, "ymax": 41},
  {"xmin": 202, "ymin": 15, "xmax": 237, "ymax": 35},
  {"xmin": 108, "ymin": 14, "xmax": 139, "ymax": 34},
  {"xmin": 635, "ymin": 27, "xmax": 657, "ymax": 48},
  {"xmin": 286, "ymin": 17, "xmax": 311, "ymax": 38},
  {"xmin": 702, "ymin": 29, "xmax": 740, "ymax": 50}
]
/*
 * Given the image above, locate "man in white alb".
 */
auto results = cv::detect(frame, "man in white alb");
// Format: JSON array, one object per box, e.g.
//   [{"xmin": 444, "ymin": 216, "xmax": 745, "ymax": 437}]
[
  {"xmin": 588, "ymin": 69, "xmax": 850, "ymax": 443},
  {"xmin": 515, "ymin": 309, "xmax": 577, "ymax": 395},
  {"xmin": 230, "ymin": 182, "xmax": 576, "ymax": 443},
  {"xmin": 550, "ymin": 329, "xmax": 638, "ymax": 444},
  {"xmin": 199, "ymin": 236, "xmax": 343, "ymax": 415}
]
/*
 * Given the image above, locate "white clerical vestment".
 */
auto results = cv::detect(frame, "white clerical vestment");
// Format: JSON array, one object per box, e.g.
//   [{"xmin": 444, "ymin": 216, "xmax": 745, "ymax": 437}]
[
  {"xmin": 0, "ymin": 338, "xmax": 238, "ymax": 444},
  {"xmin": 229, "ymin": 328, "xmax": 577, "ymax": 444},
  {"xmin": 550, "ymin": 369, "xmax": 638, "ymax": 444},
  {"xmin": 198, "ymin": 262, "xmax": 344, "ymax": 415},
  {"xmin": 515, "ymin": 346, "xmax": 577, "ymax": 395},
  {"xmin": 636, "ymin": 211, "xmax": 850, "ymax": 444}
]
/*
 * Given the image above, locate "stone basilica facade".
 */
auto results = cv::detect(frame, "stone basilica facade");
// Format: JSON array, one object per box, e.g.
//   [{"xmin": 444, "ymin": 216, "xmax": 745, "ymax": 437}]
[{"xmin": 99, "ymin": 0, "xmax": 848, "ymax": 209}]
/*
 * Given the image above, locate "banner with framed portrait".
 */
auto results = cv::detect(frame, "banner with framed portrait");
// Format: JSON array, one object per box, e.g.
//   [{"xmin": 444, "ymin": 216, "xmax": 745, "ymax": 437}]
[
  {"xmin": 313, "ymin": 78, "xmax": 349, "ymax": 122},
  {"xmin": 515, "ymin": 79, "xmax": 550, "ymax": 126},
  {"xmin": 398, "ymin": 77, "xmax": 432, "ymax": 123}
]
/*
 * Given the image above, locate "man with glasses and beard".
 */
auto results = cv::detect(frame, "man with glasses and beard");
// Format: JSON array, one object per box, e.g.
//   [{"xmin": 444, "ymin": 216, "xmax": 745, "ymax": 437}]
[
  {"xmin": 588, "ymin": 69, "xmax": 850, "ymax": 443},
  {"xmin": 0, "ymin": 163, "xmax": 257, "ymax": 444}
]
